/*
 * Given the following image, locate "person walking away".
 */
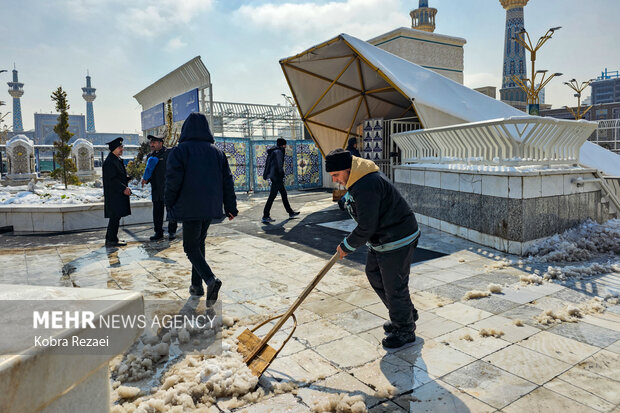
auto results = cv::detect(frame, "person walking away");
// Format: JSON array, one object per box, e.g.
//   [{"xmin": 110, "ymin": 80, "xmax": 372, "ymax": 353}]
[
  {"xmin": 165, "ymin": 113, "xmax": 238, "ymax": 303},
  {"xmin": 142, "ymin": 134, "xmax": 178, "ymax": 241},
  {"xmin": 103, "ymin": 137, "xmax": 131, "ymax": 247},
  {"xmin": 327, "ymin": 148, "xmax": 420, "ymax": 348},
  {"xmin": 261, "ymin": 138, "xmax": 300, "ymax": 223}
]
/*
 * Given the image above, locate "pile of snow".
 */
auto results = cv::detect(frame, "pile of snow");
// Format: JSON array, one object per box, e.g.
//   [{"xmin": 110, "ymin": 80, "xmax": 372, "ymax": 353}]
[{"xmin": 0, "ymin": 179, "xmax": 151, "ymax": 205}]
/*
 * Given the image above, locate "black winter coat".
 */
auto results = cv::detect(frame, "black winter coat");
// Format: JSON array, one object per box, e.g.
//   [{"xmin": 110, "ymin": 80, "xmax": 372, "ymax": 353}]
[
  {"xmin": 264, "ymin": 146, "xmax": 285, "ymax": 181},
  {"xmin": 165, "ymin": 113, "xmax": 238, "ymax": 222},
  {"xmin": 146, "ymin": 147, "xmax": 170, "ymax": 202},
  {"xmin": 346, "ymin": 143, "xmax": 361, "ymax": 158},
  {"xmin": 102, "ymin": 152, "xmax": 131, "ymax": 218},
  {"xmin": 341, "ymin": 169, "xmax": 418, "ymax": 252}
]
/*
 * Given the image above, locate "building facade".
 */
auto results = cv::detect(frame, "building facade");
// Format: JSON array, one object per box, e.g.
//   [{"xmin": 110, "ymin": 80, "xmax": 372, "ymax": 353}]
[
  {"xmin": 367, "ymin": 1, "xmax": 466, "ymax": 84},
  {"xmin": 591, "ymin": 69, "xmax": 620, "ymax": 105}
]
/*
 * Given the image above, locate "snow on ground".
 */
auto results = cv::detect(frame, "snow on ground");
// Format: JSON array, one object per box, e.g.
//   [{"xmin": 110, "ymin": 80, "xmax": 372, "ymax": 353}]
[
  {"xmin": 0, "ymin": 179, "xmax": 151, "ymax": 205},
  {"xmin": 524, "ymin": 219, "xmax": 620, "ymax": 281}
]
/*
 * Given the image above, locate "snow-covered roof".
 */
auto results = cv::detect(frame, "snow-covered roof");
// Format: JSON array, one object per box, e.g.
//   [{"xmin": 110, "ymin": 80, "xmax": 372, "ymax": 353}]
[{"xmin": 281, "ymin": 33, "xmax": 620, "ymax": 176}]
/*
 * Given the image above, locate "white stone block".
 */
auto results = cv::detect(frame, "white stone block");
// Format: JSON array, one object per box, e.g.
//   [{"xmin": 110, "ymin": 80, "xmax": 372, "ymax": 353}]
[
  {"xmin": 457, "ymin": 225, "xmax": 468, "ymax": 239},
  {"xmin": 411, "ymin": 170, "xmax": 425, "ymax": 186},
  {"xmin": 428, "ymin": 217, "xmax": 441, "ymax": 229},
  {"xmin": 8, "ymin": 212, "xmax": 34, "ymax": 232},
  {"xmin": 492, "ymin": 235, "xmax": 509, "ymax": 253},
  {"xmin": 440, "ymin": 172, "xmax": 459, "ymax": 191},
  {"xmin": 440, "ymin": 221, "xmax": 458, "ymax": 235},
  {"xmin": 481, "ymin": 175, "xmax": 508, "ymax": 198},
  {"xmin": 31, "ymin": 211, "xmax": 64, "ymax": 232},
  {"xmin": 541, "ymin": 175, "xmax": 564, "ymax": 197},
  {"xmin": 523, "ymin": 176, "xmax": 542, "ymax": 198},
  {"xmin": 415, "ymin": 213, "xmax": 428, "ymax": 226},
  {"xmin": 459, "ymin": 173, "xmax": 482, "ymax": 194},
  {"xmin": 394, "ymin": 168, "xmax": 411, "ymax": 184},
  {"xmin": 508, "ymin": 176, "xmax": 523, "ymax": 199},
  {"xmin": 424, "ymin": 171, "xmax": 441, "ymax": 188},
  {"xmin": 508, "ymin": 241, "xmax": 523, "ymax": 256},
  {"xmin": 467, "ymin": 228, "xmax": 484, "ymax": 246},
  {"xmin": 0, "ymin": 213, "xmax": 7, "ymax": 227},
  {"xmin": 63, "ymin": 209, "xmax": 108, "ymax": 232}
]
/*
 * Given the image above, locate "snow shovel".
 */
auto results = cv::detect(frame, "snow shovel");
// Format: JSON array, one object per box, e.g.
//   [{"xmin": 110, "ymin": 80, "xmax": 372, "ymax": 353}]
[{"xmin": 237, "ymin": 252, "xmax": 340, "ymax": 377}]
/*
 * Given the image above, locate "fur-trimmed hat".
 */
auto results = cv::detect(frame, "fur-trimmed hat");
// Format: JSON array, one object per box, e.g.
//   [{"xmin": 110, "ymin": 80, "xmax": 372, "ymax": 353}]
[{"xmin": 325, "ymin": 148, "xmax": 352, "ymax": 172}]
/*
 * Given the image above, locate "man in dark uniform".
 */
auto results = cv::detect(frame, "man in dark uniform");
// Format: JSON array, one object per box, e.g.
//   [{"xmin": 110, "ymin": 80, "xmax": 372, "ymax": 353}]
[
  {"xmin": 261, "ymin": 138, "xmax": 300, "ymax": 223},
  {"xmin": 327, "ymin": 148, "xmax": 420, "ymax": 348},
  {"xmin": 103, "ymin": 137, "xmax": 131, "ymax": 247},
  {"xmin": 141, "ymin": 134, "xmax": 178, "ymax": 241}
]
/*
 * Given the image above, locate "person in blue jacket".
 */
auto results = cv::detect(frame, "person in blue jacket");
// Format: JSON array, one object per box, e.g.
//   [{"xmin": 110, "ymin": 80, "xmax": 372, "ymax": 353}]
[
  {"xmin": 165, "ymin": 113, "xmax": 238, "ymax": 302},
  {"xmin": 142, "ymin": 134, "xmax": 177, "ymax": 241}
]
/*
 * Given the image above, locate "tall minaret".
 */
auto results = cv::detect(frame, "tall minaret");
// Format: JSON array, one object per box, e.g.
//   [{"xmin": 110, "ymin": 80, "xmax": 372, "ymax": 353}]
[
  {"xmin": 7, "ymin": 64, "xmax": 24, "ymax": 132},
  {"xmin": 499, "ymin": 0, "xmax": 528, "ymax": 108},
  {"xmin": 82, "ymin": 71, "xmax": 96, "ymax": 132},
  {"xmin": 410, "ymin": 0, "xmax": 437, "ymax": 33}
]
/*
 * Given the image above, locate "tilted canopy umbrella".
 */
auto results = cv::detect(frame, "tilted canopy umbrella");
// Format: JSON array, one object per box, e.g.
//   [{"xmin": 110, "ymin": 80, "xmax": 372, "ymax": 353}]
[{"xmin": 280, "ymin": 33, "xmax": 526, "ymax": 157}]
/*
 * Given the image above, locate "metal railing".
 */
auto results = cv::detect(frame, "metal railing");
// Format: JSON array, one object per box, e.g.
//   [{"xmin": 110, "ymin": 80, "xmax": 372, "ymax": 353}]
[
  {"xmin": 392, "ymin": 117, "xmax": 598, "ymax": 166},
  {"xmin": 594, "ymin": 118, "xmax": 620, "ymax": 155},
  {"xmin": 382, "ymin": 117, "xmax": 421, "ymax": 179}
]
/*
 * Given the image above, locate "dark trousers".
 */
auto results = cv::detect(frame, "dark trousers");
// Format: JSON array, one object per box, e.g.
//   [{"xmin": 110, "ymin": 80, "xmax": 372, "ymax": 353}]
[
  {"xmin": 183, "ymin": 219, "xmax": 216, "ymax": 288},
  {"xmin": 152, "ymin": 200, "xmax": 177, "ymax": 235},
  {"xmin": 263, "ymin": 178, "xmax": 293, "ymax": 218},
  {"xmin": 105, "ymin": 217, "xmax": 121, "ymax": 242},
  {"xmin": 365, "ymin": 241, "xmax": 417, "ymax": 331}
]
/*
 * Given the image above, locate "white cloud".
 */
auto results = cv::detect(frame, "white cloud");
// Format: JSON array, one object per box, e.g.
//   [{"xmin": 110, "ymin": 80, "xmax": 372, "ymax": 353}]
[
  {"xmin": 165, "ymin": 36, "xmax": 187, "ymax": 51},
  {"xmin": 116, "ymin": 0, "xmax": 214, "ymax": 37},
  {"xmin": 236, "ymin": 0, "xmax": 408, "ymax": 42}
]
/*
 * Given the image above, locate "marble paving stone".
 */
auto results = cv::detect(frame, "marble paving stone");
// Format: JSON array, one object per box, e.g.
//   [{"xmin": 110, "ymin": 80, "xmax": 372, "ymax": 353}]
[
  {"xmin": 543, "ymin": 378, "xmax": 616, "ymax": 413},
  {"xmin": 469, "ymin": 315, "xmax": 540, "ymax": 343},
  {"xmin": 230, "ymin": 393, "xmax": 309, "ymax": 412},
  {"xmin": 409, "ymin": 275, "xmax": 447, "ymax": 291},
  {"xmin": 433, "ymin": 302, "xmax": 494, "ymax": 325},
  {"xmin": 453, "ymin": 275, "xmax": 497, "ymax": 290},
  {"xmin": 484, "ymin": 344, "xmax": 572, "ymax": 385},
  {"xmin": 435, "ymin": 327, "xmax": 511, "ymax": 359},
  {"xmin": 558, "ymin": 367, "xmax": 620, "ymax": 405},
  {"xmin": 315, "ymin": 334, "xmax": 383, "ymax": 369},
  {"xmin": 549, "ymin": 287, "xmax": 596, "ymax": 304},
  {"xmin": 358, "ymin": 326, "xmax": 389, "ymax": 349},
  {"xmin": 442, "ymin": 361, "xmax": 537, "ymax": 409},
  {"xmin": 463, "ymin": 295, "xmax": 520, "ymax": 315},
  {"xmin": 264, "ymin": 349, "xmax": 339, "ymax": 383},
  {"xmin": 415, "ymin": 315, "xmax": 463, "ymax": 339},
  {"xmin": 581, "ymin": 312, "xmax": 620, "ymax": 332},
  {"xmin": 428, "ymin": 283, "xmax": 471, "ymax": 302},
  {"xmin": 502, "ymin": 386, "xmax": 600, "ymax": 413},
  {"xmin": 292, "ymin": 318, "xmax": 350, "ymax": 348},
  {"xmin": 474, "ymin": 271, "xmax": 521, "ymax": 286},
  {"xmin": 548, "ymin": 321, "xmax": 620, "ymax": 348},
  {"xmin": 368, "ymin": 400, "xmax": 406, "ymax": 412},
  {"xmin": 334, "ymin": 288, "xmax": 382, "ymax": 307},
  {"xmin": 410, "ymin": 291, "xmax": 453, "ymax": 311},
  {"xmin": 499, "ymin": 282, "xmax": 565, "ymax": 304},
  {"xmin": 363, "ymin": 302, "xmax": 390, "ymax": 320},
  {"xmin": 426, "ymin": 256, "xmax": 469, "ymax": 270},
  {"xmin": 301, "ymin": 296, "xmax": 356, "ymax": 317},
  {"xmin": 518, "ymin": 331, "xmax": 600, "ymax": 364},
  {"xmin": 350, "ymin": 354, "xmax": 432, "ymax": 393},
  {"xmin": 394, "ymin": 338, "xmax": 476, "ymax": 378},
  {"xmin": 529, "ymin": 295, "xmax": 569, "ymax": 311},
  {"xmin": 500, "ymin": 304, "xmax": 555, "ymax": 330},
  {"xmin": 327, "ymin": 308, "xmax": 386, "ymax": 335},
  {"xmin": 425, "ymin": 269, "xmax": 474, "ymax": 283},
  {"xmin": 394, "ymin": 379, "xmax": 495, "ymax": 412},
  {"xmin": 575, "ymin": 349, "xmax": 620, "ymax": 381},
  {"xmin": 296, "ymin": 371, "xmax": 380, "ymax": 408},
  {"xmin": 606, "ymin": 339, "xmax": 620, "ymax": 354}
]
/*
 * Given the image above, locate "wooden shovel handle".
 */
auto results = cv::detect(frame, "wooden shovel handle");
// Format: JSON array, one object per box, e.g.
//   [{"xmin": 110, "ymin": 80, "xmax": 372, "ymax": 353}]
[{"xmin": 243, "ymin": 252, "xmax": 340, "ymax": 364}]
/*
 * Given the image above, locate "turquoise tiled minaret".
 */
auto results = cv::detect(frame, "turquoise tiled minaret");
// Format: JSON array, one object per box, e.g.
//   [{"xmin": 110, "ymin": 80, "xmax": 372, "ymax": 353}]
[
  {"xmin": 82, "ymin": 72, "xmax": 96, "ymax": 132},
  {"xmin": 7, "ymin": 66, "xmax": 24, "ymax": 132},
  {"xmin": 499, "ymin": 0, "xmax": 528, "ymax": 106}
]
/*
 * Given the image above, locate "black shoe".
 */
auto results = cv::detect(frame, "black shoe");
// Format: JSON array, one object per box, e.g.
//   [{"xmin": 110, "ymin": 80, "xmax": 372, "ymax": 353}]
[
  {"xmin": 105, "ymin": 240, "xmax": 127, "ymax": 247},
  {"xmin": 382, "ymin": 330, "xmax": 416, "ymax": 349},
  {"xmin": 289, "ymin": 211, "xmax": 300, "ymax": 218},
  {"xmin": 262, "ymin": 217, "xmax": 275, "ymax": 223},
  {"xmin": 150, "ymin": 233, "xmax": 164, "ymax": 241},
  {"xmin": 189, "ymin": 285, "xmax": 204, "ymax": 297},
  {"xmin": 383, "ymin": 310, "xmax": 419, "ymax": 334},
  {"xmin": 168, "ymin": 232, "xmax": 176, "ymax": 241},
  {"xmin": 206, "ymin": 278, "xmax": 222, "ymax": 304}
]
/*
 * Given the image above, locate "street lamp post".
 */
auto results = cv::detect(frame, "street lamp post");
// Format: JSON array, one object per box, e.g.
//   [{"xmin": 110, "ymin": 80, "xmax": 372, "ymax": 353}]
[
  {"xmin": 563, "ymin": 79, "xmax": 594, "ymax": 120},
  {"xmin": 511, "ymin": 27, "xmax": 562, "ymax": 115}
]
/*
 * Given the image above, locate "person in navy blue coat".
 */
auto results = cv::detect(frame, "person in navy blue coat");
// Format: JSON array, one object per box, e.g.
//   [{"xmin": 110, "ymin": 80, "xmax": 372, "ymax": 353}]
[{"xmin": 165, "ymin": 113, "xmax": 238, "ymax": 302}]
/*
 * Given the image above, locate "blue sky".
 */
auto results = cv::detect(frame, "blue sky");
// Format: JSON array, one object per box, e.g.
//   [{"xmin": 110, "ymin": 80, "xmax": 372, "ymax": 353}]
[{"xmin": 1, "ymin": 0, "xmax": 619, "ymax": 134}]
